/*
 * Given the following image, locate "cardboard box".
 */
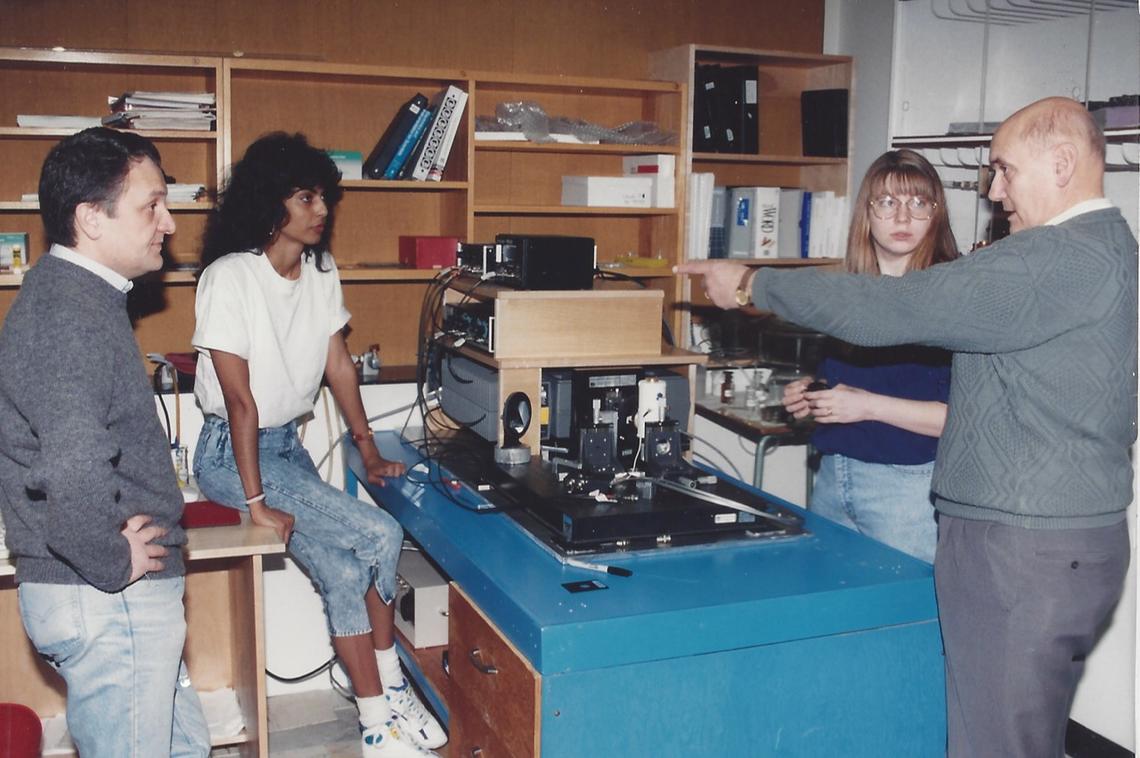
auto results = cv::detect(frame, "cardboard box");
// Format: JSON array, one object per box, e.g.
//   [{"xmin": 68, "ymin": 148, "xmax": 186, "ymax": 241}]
[
  {"xmin": 622, "ymin": 154, "xmax": 676, "ymax": 208},
  {"xmin": 327, "ymin": 150, "xmax": 363, "ymax": 181},
  {"xmin": 561, "ymin": 176, "xmax": 652, "ymax": 208},
  {"xmin": 399, "ymin": 235, "xmax": 458, "ymax": 269},
  {"xmin": 394, "ymin": 550, "xmax": 449, "ymax": 648}
]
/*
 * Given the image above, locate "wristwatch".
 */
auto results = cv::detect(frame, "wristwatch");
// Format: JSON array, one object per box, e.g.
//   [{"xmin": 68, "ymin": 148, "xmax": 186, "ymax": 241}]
[{"xmin": 733, "ymin": 271, "xmax": 753, "ymax": 308}]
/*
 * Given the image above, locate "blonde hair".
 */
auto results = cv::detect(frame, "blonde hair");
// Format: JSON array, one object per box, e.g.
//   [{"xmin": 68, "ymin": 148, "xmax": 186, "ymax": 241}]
[{"xmin": 845, "ymin": 149, "xmax": 959, "ymax": 275}]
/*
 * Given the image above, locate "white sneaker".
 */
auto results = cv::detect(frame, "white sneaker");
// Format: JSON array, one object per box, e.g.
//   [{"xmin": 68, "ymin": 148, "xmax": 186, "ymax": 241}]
[
  {"xmin": 386, "ymin": 680, "xmax": 448, "ymax": 749},
  {"xmin": 361, "ymin": 720, "xmax": 438, "ymax": 757}
]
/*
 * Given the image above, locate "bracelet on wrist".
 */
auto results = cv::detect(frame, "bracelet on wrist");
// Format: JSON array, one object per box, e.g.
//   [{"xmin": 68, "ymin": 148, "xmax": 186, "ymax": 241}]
[
  {"xmin": 352, "ymin": 428, "xmax": 376, "ymax": 446},
  {"xmin": 245, "ymin": 492, "xmax": 266, "ymax": 505}
]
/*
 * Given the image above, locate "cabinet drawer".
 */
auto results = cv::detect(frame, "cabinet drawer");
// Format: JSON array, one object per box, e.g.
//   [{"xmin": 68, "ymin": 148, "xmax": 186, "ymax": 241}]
[
  {"xmin": 448, "ymin": 585, "xmax": 539, "ymax": 757},
  {"xmin": 449, "ymin": 690, "xmax": 518, "ymax": 758}
]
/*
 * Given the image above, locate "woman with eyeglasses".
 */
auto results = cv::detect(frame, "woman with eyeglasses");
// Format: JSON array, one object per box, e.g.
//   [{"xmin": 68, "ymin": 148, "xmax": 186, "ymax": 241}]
[{"xmin": 781, "ymin": 149, "xmax": 959, "ymax": 562}]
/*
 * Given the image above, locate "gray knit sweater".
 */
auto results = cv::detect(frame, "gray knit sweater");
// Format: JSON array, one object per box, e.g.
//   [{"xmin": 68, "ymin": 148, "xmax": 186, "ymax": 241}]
[
  {"xmin": 754, "ymin": 208, "xmax": 1137, "ymax": 529},
  {"xmin": 0, "ymin": 255, "xmax": 186, "ymax": 590}
]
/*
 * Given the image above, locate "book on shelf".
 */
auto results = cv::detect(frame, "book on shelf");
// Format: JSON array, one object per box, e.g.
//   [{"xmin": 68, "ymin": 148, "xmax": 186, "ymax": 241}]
[
  {"xmin": 684, "ymin": 172, "xmax": 715, "ymax": 261},
  {"xmin": 409, "ymin": 85, "xmax": 468, "ymax": 182},
  {"xmin": 777, "ymin": 188, "xmax": 804, "ymax": 258},
  {"xmin": 383, "ymin": 104, "xmax": 434, "ymax": 179},
  {"xmin": 692, "ymin": 64, "xmax": 719, "ymax": 153},
  {"xmin": 805, "ymin": 191, "xmax": 850, "ymax": 258},
  {"xmin": 16, "ymin": 114, "xmax": 102, "ymax": 129},
  {"xmin": 727, "ymin": 186, "xmax": 779, "ymax": 259},
  {"xmin": 363, "ymin": 93, "xmax": 430, "ymax": 180},
  {"xmin": 727, "ymin": 64, "xmax": 759, "ymax": 154},
  {"xmin": 102, "ymin": 112, "xmax": 216, "ymax": 131},
  {"xmin": 108, "ymin": 91, "xmax": 216, "ymax": 109},
  {"xmin": 709, "ymin": 185, "xmax": 728, "ymax": 259}
]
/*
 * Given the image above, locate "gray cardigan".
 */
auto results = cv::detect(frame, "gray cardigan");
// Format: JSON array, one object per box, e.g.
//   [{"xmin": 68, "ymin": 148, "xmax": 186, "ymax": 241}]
[
  {"xmin": 0, "ymin": 255, "xmax": 186, "ymax": 590},
  {"xmin": 754, "ymin": 207, "xmax": 1137, "ymax": 529}
]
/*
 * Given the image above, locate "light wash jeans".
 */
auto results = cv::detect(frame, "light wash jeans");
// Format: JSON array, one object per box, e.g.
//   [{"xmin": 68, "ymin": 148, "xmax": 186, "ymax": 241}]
[
  {"xmin": 810, "ymin": 452, "xmax": 938, "ymax": 563},
  {"xmin": 193, "ymin": 415, "xmax": 402, "ymax": 636},
  {"xmin": 18, "ymin": 577, "xmax": 210, "ymax": 758}
]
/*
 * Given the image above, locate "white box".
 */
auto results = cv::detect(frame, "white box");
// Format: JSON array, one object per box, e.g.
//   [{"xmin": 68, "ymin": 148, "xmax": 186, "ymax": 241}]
[
  {"xmin": 394, "ymin": 550, "xmax": 449, "ymax": 648},
  {"xmin": 622, "ymin": 154, "xmax": 676, "ymax": 208},
  {"xmin": 561, "ymin": 175, "xmax": 652, "ymax": 208}
]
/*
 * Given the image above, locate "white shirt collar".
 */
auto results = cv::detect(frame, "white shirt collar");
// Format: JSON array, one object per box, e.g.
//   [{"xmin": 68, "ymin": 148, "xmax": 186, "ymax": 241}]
[
  {"xmin": 1045, "ymin": 198, "xmax": 1114, "ymax": 227},
  {"xmin": 50, "ymin": 244, "xmax": 133, "ymax": 293}
]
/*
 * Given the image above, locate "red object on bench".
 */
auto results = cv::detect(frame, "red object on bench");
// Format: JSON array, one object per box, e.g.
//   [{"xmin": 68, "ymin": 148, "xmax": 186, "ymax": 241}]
[{"xmin": 180, "ymin": 499, "xmax": 242, "ymax": 529}]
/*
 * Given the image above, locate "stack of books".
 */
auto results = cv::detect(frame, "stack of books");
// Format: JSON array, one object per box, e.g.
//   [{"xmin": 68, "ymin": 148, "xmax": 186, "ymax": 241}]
[
  {"xmin": 102, "ymin": 91, "xmax": 217, "ymax": 131},
  {"xmin": 363, "ymin": 85, "xmax": 468, "ymax": 181},
  {"xmin": 686, "ymin": 181, "xmax": 849, "ymax": 260}
]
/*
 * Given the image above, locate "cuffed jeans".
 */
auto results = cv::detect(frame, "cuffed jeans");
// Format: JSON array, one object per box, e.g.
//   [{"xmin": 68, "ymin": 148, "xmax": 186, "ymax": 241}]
[
  {"xmin": 810, "ymin": 453, "xmax": 938, "ymax": 562},
  {"xmin": 18, "ymin": 577, "xmax": 210, "ymax": 758},
  {"xmin": 193, "ymin": 415, "xmax": 402, "ymax": 636}
]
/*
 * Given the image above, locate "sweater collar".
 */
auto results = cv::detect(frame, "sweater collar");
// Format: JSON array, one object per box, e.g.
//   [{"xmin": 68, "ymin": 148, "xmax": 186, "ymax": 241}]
[
  {"xmin": 50, "ymin": 244, "xmax": 133, "ymax": 293},
  {"xmin": 1044, "ymin": 198, "xmax": 1114, "ymax": 227}
]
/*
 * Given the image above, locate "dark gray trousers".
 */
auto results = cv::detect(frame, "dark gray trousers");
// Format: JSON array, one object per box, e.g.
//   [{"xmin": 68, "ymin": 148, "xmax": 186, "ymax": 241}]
[{"xmin": 935, "ymin": 514, "xmax": 1130, "ymax": 758}]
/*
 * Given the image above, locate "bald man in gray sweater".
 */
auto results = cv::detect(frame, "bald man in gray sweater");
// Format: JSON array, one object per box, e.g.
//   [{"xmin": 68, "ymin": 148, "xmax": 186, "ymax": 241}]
[
  {"xmin": 681, "ymin": 97, "xmax": 1136, "ymax": 758},
  {"xmin": 0, "ymin": 128, "xmax": 209, "ymax": 756}
]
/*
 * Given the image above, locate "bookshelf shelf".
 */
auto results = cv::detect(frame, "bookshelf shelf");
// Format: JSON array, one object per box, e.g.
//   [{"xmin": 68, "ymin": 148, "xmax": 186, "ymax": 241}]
[
  {"xmin": 692, "ymin": 152, "xmax": 846, "ymax": 166},
  {"xmin": 340, "ymin": 180, "xmax": 468, "ymax": 191},
  {"xmin": 474, "ymin": 141, "xmax": 680, "ymax": 156},
  {"xmin": 474, "ymin": 204, "xmax": 678, "ymax": 216},
  {"xmin": 160, "ymin": 266, "xmax": 447, "ymax": 286}
]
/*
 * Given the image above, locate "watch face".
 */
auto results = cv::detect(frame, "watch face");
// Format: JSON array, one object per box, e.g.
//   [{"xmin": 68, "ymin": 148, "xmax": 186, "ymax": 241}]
[{"xmin": 735, "ymin": 287, "xmax": 750, "ymax": 307}]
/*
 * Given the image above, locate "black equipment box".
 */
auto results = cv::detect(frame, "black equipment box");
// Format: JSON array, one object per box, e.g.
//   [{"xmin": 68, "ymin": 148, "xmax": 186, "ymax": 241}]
[{"xmin": 492, "ymin": 234, "xmax": 596, "ymax": 290}]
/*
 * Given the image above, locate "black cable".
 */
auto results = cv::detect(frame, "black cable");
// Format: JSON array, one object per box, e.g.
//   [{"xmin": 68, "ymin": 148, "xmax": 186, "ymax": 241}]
[
  {"xmin": 266, "ymin": 655, "xmax": 336, "ymax": 684},
  {"xmin": 152, "ymin": 366, "xmax": 173, "ymax": 446}
]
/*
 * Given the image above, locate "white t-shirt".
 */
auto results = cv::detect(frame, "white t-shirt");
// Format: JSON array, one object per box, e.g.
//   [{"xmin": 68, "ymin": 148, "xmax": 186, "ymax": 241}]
[{"xmin": 193, "ymin": 251, "xmax": 351, "ymax": 428}]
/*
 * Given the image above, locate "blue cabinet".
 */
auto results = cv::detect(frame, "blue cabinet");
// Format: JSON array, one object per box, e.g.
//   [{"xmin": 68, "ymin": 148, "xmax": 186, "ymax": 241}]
[{"xmin": 349, "ymin": 432, "xmax": 946, "ymax": 756}]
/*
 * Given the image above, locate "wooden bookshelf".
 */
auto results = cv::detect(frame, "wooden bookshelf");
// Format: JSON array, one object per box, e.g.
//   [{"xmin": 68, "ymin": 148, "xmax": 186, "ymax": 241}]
[{"xmin": 0, "ymin": 48, "xmax": 690, "ymax": 366}]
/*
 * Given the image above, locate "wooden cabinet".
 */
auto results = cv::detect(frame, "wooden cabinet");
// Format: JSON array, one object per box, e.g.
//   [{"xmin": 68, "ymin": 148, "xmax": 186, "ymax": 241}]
[
  {"xmin": 0, "ymin": 48, "xmax": 689, "ymax": 367},
  {"xmin": 0, "ymin": 522, "xmax": 285, "ymax": 757},
  {"xmin": 447, "ymin": 585, "xmax": 540, "ymax": 757}
]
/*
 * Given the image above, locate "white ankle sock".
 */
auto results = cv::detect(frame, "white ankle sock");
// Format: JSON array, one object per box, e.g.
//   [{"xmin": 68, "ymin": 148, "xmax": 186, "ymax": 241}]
[
  {"xmin": 357, "ymin": 693, "xmax": 391, "ymax": 729},
  {"xmin": 375, "ymin": 645, "xmax": 405, "ymax": 690}
]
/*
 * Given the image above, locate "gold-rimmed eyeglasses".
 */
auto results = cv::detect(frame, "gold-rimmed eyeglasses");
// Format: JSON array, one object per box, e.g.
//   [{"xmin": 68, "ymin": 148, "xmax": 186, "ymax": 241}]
[{"xmin": 869, "ymin": 194, "xmax": 936, "ymax": 221}]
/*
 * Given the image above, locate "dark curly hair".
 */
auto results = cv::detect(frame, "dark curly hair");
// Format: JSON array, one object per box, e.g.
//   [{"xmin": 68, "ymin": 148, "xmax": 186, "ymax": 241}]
[{"xmin": 201, "ymin": 132, "xmax": 344, "ymax": 271}]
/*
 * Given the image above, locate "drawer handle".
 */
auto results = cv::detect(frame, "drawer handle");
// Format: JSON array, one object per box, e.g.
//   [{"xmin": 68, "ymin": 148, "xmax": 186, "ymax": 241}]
[
  {"xmin": 469, "ymin": 648, "xmax": 499, "ymax": 675},
  {"xmin": 470, "ymin": 749, "xmax": 485, "ymax": 758}
]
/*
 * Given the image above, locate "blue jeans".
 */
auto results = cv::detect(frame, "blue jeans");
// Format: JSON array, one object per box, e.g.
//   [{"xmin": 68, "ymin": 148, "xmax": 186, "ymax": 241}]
[
  {"xmin": 18, "ymin": 577, "xmax": 210, "ymax": 758},
  {"xmin": 811, "ymin": 453, "xmax": 937, "ymax": 562},
  {"xmin": 193, "ymin": 415, "xmax": 402, "ymax": 636}
]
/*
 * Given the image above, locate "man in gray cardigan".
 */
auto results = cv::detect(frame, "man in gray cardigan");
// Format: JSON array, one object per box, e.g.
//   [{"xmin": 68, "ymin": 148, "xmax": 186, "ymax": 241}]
[
  {"xmin": 0, "ymin": 128, "xmax": 209, "ymax": 756},
  {"xmin": 681, "ymin": 97, "xmax": 1136, "ymax": 758}
]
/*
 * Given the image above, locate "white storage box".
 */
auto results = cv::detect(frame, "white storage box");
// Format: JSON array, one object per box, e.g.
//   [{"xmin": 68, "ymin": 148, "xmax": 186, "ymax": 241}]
[
  {"xmin": 394, "ymin": 550, "xmax": 449, "ymax": 648},
  {"xmin": 561, "ymin": 175, "xmax": 653, "ymax": 208},
  {"xmin": 622, "ymin": 154, "xmax": 676, "ymax": 208}
]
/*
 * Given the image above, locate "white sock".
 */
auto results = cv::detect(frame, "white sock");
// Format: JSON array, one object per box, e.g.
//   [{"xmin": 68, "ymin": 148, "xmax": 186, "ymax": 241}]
[
  {"xmin": 357, "ymin": 694, "xmax": 391, "ymax": 729},
  {"xmin": 375, "ymin": 645, "xmax": 405, "ymax": 691}
]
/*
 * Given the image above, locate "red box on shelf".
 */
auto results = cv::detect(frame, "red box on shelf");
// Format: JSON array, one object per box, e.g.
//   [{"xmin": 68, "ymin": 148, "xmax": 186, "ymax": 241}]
[{"xmin": 399, "ymin": 235, "xmax": 459, "ymax": 269}]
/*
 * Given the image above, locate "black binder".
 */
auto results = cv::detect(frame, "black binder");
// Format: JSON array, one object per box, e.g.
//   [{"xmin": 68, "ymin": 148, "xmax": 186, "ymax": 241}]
[
  {"xmin": 364, "ymin": 93, "xmax": 429, "ymax": 179},
  {"xmin": 801, "ymin": 89, "xmax": 849, "ymax": 158}
]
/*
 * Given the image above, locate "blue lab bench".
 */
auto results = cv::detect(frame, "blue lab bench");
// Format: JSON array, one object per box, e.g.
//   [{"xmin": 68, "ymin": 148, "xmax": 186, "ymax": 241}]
[{"xmin": 347, "ymin": 431, "xmax": 946, "ymax": 757}]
